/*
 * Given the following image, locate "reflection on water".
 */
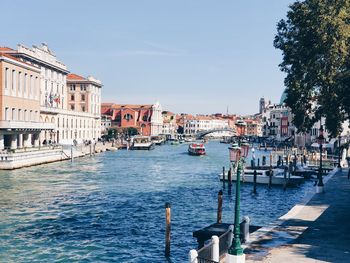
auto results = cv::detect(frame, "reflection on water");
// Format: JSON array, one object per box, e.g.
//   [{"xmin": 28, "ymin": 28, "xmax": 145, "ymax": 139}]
[{"xmin": 0, "ymin": 142, "xmax": 314, "ymax": 262}]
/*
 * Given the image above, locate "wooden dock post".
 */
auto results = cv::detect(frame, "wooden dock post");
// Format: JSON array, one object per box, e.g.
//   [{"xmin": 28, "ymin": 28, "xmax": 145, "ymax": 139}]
[
  {"xmin": 89, "ymin": 144, "xmax": 92, "ymax": 157},
  {"xmin": 71, "ymin": 147, "xmax": 73, "ymax": 162},
  {"xmin": 217, "ymin": 190, "xmax": 223, "ymax": 223},
  {"xmin": 257, "ymin": 158, "xmax": 260, "ymax": 168},
  {"xmin": 222, "ymin": 166, "xmax": 225, "ymax": 188},
  {"xmin": 165, "ymin": 202, "xmax": 171, "ymax": 257},
  {"xmin": 268, "ymin": 166, "xmax": 272, "ymax": 189},
  {"xmin": 283, "ymin": 166, "xmax": 287, "ymax": 191},
  {"xmin": 228, "ymin": 168, "xmax": 232, "ymax": 187},
  {"xmin": 253, "ymin": 169, "xmax": 257, "ymax": 194}
]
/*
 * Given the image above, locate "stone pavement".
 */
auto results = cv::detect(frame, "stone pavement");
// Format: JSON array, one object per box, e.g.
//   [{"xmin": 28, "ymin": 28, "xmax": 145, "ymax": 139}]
[{"xmin": 245, "ymin": 168, "xmax": 350, "ymax": 263}]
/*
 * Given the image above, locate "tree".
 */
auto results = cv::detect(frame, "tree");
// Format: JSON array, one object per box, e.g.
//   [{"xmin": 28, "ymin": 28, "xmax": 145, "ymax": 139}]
[{"xmin": 274, "ymin": 0, "xmax": 350, "ymax": 137}]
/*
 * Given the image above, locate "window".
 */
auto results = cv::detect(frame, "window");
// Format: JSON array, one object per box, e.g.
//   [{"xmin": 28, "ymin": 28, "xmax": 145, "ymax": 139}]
[
  {"xmin": 71, "ymin": 95, "xmax": 75, "ymax": 101},
  {"xmin": 29, "ymin": 75, "xmax": 33, "ymax": 95},
  {"xmin": 12, "ymin": 108, "xmax": 16, "ymax": 120},
  {"xmin": 4, "ymin": 107, "xmax": 9, "ymax": 120},
  {"xmin": 5, "ymin": 68, "xmax": 9, "ymax": 89},
  {"xmin": 12, "ymin": 70, "xmax": 15, "ymax": 91},
  {"xmin": 24, "ymin": 73, "xmax": 27, "ymax": 93},
  {"xmin": 123, "ymin": 113, "xmax": 133, "ymax": 121},
  {"xmin": 81, "ymin": 94, "xmax": 85, "ymax": 101},
  {"xmin": 70, "ymin": 105, "xmax": 75, "ymax": 110},
  {"xmin": 18, "ymin": 109, "xmax": 21, "ymax": 120},
  {"xmin": 70, "ymin": 84, "xmax": 76, "ymax": 91},
  {"xmin": 18, "ymin": 72, "xmax": 21, "ymax": 93},
  {"xmin": 82, "ymin": 106, "xmax": 85, "ymax": 112}
]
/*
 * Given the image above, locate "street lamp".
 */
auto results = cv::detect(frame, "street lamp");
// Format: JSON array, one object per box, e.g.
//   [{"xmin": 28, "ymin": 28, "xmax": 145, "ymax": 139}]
[
  {"xmin": 227, "ymin": 139, "xmax": 249, "ymax": 262},
  {"xmin": 316, "ymin": 125, "xmax": 325, "ymax": 193}
]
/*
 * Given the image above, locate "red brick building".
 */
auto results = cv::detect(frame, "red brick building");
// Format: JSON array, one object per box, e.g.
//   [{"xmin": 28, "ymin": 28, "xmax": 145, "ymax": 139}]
[{"xmin": 101, "ymin": 103, "xmax": 163, "ymax": 136}]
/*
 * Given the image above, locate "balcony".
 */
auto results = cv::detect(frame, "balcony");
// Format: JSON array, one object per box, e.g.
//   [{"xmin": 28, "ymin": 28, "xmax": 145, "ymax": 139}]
[{"xmin": 0, "ymin": 120, "xmax": 55, "ymax": 130}]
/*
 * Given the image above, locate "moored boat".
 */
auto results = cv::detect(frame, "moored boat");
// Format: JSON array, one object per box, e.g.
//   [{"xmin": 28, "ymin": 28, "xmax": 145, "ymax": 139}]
[
  {"xmin": 219, "ymin": 167, "xmax": 304, "ymax": 186},
  {"xmin": 151, "ymin": 135, "xmax": 165, "ymax": 145},
  {"xmin": 130, "ymin": 136, "xmax": 155, "ymax": 150},
  {"xmin": 188, "ymin": 143, "xmax": 206, "ymax": 156}
]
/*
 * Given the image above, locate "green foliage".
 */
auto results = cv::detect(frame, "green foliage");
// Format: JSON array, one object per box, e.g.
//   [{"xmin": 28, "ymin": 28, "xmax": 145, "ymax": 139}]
[
  {"xmin": 126, "ymin": 127, "xmax": 139, "ymax": 136},
  {"xmin": 274, "ymin": 0, "xmax": 350, "ymax": 137}
]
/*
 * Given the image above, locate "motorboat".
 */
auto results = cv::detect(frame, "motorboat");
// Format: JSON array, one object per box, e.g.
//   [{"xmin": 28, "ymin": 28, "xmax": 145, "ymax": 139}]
[
  {"xmin": 219, "ymin": 167, "xmax": 304, "ymax": 186},
  {"xmin": 151, "ymin": 135, "xmax": 165, "ymax": 145},
  {"xmin": 130, "ymin": 136, "xmax": 155, "ymax": 150},
  {"xmin": 188, "ymin": 143, "xmax": 206, "ymax": 156}
]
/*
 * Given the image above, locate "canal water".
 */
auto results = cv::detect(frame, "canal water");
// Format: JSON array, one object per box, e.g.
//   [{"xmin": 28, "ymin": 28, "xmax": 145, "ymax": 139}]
[{"xmin": 0, "ymin": 142, "xmax": 314, "ymax": 263}]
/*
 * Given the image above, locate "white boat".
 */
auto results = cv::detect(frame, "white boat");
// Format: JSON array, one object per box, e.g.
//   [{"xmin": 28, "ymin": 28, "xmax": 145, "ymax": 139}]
[
  {"xmin": 219, "ymin": 167, "xmax": 304, "ymax": 186},
  {"xmin": 188, "ymin": 143, "xmax": 206, "ymax": 156},
  {"xmin": 130, "ymin": 136, "xmax": 155, "ymax": 150},
  {"xmin": 151, "ymin": 136, "xmax": 165, "ymax": 145}
]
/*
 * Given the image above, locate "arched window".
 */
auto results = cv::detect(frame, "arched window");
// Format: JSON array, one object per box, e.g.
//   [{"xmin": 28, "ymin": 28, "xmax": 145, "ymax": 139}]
[{"xmin": 124, "ymin": 113, "xmax": 133, "ymax": 121}]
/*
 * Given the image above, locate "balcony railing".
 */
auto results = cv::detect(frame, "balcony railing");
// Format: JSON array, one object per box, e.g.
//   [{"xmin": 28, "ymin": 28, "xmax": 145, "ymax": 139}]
[{"xmin": 0, "ymin": 120, "xmax": 55, "ymax": 130}]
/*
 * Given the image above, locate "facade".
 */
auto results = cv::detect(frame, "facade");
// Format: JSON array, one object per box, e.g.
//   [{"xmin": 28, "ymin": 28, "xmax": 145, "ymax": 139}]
[
  {"xmin": 101, "ymin": 102, "xmax": 163, "ymax": 136},
  {"xmin": 183, "ymin": 115, "xmax": 232, "ymax": 137},
  {"xmin": 0, "ymin": 48, "xmax": 54, "ymax": 150},
  {"xmin": 261, "ymin": 103, "xmax": 295, "ymax": 141},
  {"xmin": 66, "ymin": 73, "xmax": 102, "ymax": 142},
  {"xmin": 1, "ymin": 43, "xmax": 102, "ymax": 145},
  {"xmin": 162, "ymin": 111, "xmax": 177, "ymax": 139}
]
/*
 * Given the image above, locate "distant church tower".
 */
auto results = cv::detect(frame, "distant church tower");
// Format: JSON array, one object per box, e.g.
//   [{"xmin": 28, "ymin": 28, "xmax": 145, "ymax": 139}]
[{"xmin": 259, "ymin": 97, "xmax": 267, "ymax": 114}]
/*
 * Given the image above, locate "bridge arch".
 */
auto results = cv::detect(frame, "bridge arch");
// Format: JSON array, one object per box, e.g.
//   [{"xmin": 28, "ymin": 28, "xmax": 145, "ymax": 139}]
[{"xmin": 195, "ymin": 128, "xmax": 236, "ymax": 139}]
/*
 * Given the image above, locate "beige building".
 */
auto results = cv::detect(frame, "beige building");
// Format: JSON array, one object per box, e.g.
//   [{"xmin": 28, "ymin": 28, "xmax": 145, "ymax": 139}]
[
  {"xmin": 2, "ymin": 43, "xmax": 102, "ymax": 145},
  {"xmin": 0, "ymin": 48, "xmax": 54, "ymax": 150},
  {"xmin": 66, "ymin": 73, "xmax": 102, "ymax": 142}
]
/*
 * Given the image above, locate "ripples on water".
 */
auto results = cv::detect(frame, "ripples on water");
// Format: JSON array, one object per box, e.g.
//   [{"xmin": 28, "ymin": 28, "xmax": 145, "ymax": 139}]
[{"xmin": 0, "ymin": 142, "xmax": 314, "ymax": 262}]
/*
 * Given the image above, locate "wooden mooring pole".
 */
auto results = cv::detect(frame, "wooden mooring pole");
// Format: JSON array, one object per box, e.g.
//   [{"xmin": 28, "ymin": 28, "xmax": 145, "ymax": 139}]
[
  {"xmin": 222, "ymin": 166, "xmax": 225, "ymax": 188},
  {"xmin": 283, "ymin": 166, "xmax": 287, "ymax": 191},
  {"xmin": 71, "ymin": 147, "xmax": 73, "ymax": 162},
  {"xmin": 228, "ymin": 168, "xmax": 232, "ymax": 187},
  {"xmin": 165, "ymin": 202, "xmax": 171, "ymax": 257},
  {"xmin": 217, "ymin": 190, "xmax": 223, "ymax": 223},
  {"xmin": 253, "ymin": 169, "xmax": 257, "ymax": 194},
  {"xmin": 268, "ymin": 166, "xmax": 272, "ymax": 189}
]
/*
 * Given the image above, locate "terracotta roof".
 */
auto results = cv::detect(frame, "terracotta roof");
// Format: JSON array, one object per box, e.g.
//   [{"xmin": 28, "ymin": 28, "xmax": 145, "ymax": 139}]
[
  {"xmin": 111, "ymin": 104, "xmax": 153, "ymax": 110},
  {"xmin": 0, "ymin": 47, "xmax": 14, "ymax": 51},
  {"xmin": 67, "ymin": 73, "xmax": 86, "ymax": 80}
]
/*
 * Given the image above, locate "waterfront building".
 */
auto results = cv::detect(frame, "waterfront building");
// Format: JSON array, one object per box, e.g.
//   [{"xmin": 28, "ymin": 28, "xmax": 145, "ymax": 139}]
[
  {"xmin": 162, "ymin": 111, "xmax": 177, "ymax": 139},
  {"xmin": 1, "ymin": 43, "xmax": 102, "ymax": 144},
  {"xmin": 261, "ymin": 100, "xmax": 295, "ymax": 141},
  {"xmin": 101, "ymin": 115, "xmax": 112, "ymax": 134},
  {"xmin": 66, "ymin": 73, "xmax": 102, "ymax": 142},
  {"xmin": 0, "ymin": 48, "xmax": 54, "ymax": 150},
  {"xmin": 101, "ymin": 102, "xmax": 163, "ymax": 136}
]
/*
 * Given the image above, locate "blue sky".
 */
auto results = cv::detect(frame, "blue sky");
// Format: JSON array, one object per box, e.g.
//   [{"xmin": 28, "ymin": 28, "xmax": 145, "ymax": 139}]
[{"xmin": 1, "ymin": 0, "xmax": 294, "ymax": 115}]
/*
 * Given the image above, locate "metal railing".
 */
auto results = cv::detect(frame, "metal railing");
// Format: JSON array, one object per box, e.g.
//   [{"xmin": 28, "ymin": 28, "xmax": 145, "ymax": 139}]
[
  {"xmin": 219, "ymin": 229, "xmax": 232, "ymax": 256},
  {"xmin": 197, "ymin": 242, "xmax": 215, "ymax": 263},
  {"xmin": 195, "ymin": 228, "xmax": 232, "ymax": 263}
]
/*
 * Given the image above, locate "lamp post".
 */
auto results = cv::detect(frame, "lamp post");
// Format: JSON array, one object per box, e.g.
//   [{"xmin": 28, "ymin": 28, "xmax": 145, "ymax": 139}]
[
  {"xmin": 316, "ymin": 126, "xmax": 325, "ymax": 193},
  {"xmin": 227, "ymin": 140, "xmax": 249, "ymax": 263}
]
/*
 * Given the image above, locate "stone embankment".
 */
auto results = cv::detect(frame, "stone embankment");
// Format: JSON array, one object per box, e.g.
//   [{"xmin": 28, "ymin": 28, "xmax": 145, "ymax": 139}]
[
  {"xmin": 243, "ymin": 167, "xmax": 350, "ymax": 263},
  {"xmin": 0, "ymin": 142, "xmax": 119, "ymax": 170}
]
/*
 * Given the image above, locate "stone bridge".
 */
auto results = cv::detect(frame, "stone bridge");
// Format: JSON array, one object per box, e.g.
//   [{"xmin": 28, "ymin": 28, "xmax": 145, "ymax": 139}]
[{"xmin": 195, "ymin": 128, "xmax": 236, "ymax": 139}]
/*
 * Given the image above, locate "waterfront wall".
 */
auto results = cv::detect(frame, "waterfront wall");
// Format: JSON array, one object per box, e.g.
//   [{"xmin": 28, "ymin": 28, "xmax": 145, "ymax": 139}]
[
  {"xmin": 0, "ymin": 142, "xmax": 117, "ymax": 170},
  {"xmin": 0, "ymin": 147, "xmax": 65, "ymax": 170}
]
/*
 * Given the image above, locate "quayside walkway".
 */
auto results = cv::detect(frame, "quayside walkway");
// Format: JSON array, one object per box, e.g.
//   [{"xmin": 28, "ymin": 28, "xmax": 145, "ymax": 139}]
[{"xmin": 246, "ymin": 168, "xmax": 350, "ymax": 263}]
